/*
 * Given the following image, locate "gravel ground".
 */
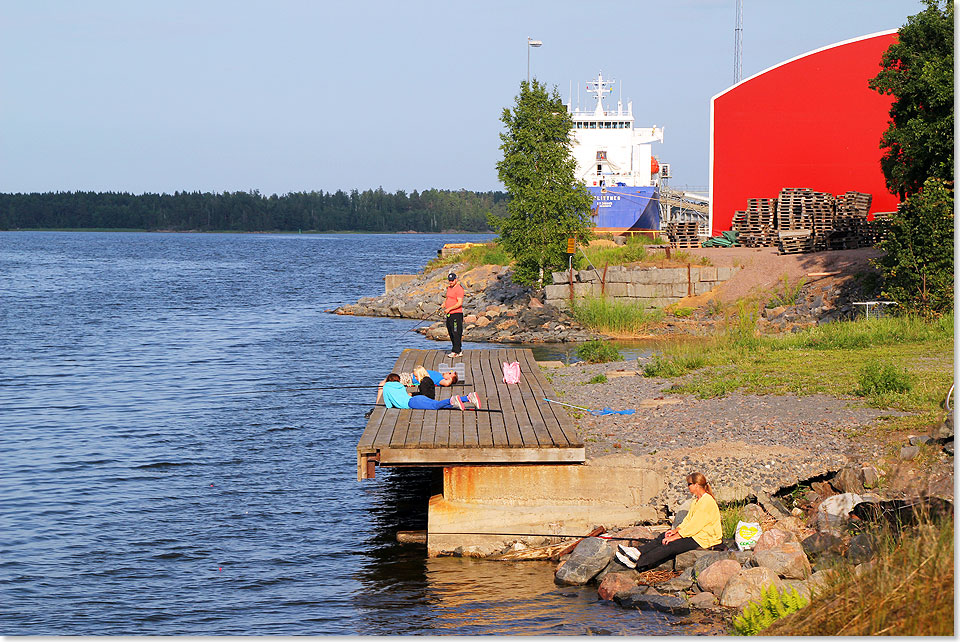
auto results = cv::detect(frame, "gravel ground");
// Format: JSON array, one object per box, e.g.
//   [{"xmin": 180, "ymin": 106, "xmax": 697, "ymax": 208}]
[{"xmin": 548, "ymin": 358, "xmax": 908, "ymax": 513}]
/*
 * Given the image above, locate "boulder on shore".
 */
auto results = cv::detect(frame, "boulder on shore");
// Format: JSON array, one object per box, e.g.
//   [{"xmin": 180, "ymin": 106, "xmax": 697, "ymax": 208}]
[
  {"xmin": 697, "ymin": 559, "xmax": 742, "ymax": 595},
  {"xmin": 554, "ymin": 537, "xmax": 614, "ymax": 585},
  {"xmin": 614, "ymin": 590, "xmax": 691, "ymax": 615},
  {"xmin": 720, "ymin": 567, "xmax": 784, "ymax": 609},
  {"xmin": 754, "ymin": 541, "xmax": 812, "ymax": 579},
  {"xmin": 597, "ymin": 572, "xmax": 638, "ymax": 601}
]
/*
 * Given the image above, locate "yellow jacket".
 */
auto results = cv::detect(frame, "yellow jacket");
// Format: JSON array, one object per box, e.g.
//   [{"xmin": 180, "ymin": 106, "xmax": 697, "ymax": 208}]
[{"xmin": 677, "ymin": 492, "xmax": 722, "ymax": 548}]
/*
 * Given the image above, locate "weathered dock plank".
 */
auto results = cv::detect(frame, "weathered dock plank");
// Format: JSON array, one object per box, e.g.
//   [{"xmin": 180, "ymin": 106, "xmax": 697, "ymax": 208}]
[{"xmin": 356, "ymin": 348, "xmax": 584, "ymax": 479}]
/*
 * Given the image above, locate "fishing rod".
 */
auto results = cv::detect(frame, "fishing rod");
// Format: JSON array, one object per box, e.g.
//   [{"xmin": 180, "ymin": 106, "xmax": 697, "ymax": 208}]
[
  {"xmin": 399, "ymin": 306, "xmax": 443, "ymax": 335},
  {"xmin": 429, "ymin": 531, "xmax": 647, "ymax": 541}
]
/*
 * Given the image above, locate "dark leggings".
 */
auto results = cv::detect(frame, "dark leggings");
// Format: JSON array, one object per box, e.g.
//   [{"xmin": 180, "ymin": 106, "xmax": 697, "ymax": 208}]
[
  {"xmin": 446, "ymin": 312, "xmax": 463, "ymax": 353},
  {"xmin": 635, "ymin": 532, "xmax": 700, "ymax": 570}
]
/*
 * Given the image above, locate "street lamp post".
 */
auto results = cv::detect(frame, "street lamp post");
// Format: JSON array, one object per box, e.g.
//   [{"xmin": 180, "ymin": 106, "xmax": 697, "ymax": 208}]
[{"xmin": 527, "ymin": 37, "xmax": 542, "ymax": 82}]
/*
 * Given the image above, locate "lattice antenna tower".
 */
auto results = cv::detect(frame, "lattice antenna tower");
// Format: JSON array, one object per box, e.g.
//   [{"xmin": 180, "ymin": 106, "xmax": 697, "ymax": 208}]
[{"xmin": 734, "ymin": 0, "xmax": 743, "ymax": 83}]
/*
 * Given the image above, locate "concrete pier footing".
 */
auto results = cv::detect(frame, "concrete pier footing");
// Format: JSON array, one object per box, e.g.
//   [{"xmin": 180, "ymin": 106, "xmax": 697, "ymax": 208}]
[{"xmin": 426, "ymin": 464, "xmax": 665, "ymax": 557}]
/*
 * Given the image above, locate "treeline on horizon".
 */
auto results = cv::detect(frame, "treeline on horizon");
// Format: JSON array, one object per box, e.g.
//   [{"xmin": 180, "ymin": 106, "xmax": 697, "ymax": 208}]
[{"xmin": 0, "ymin": 188, "xmax": 509, "ymax": 232}]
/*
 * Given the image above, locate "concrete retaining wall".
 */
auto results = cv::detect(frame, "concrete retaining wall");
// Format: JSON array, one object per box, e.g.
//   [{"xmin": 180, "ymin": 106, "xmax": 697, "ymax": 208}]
[
  {"xmin": 545, "ymin": 265, "xmax": 740, "ymax": 309},
  {"xmin": 427, "ymin": 464, "xmax": 663, "ymax": 556},
  {"xmin": 384, "ymin": 274, "xmax": 418, "ymax": 293}
]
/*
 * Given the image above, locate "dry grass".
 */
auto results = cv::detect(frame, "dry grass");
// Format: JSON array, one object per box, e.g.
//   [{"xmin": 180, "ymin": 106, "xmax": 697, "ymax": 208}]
[{"xmin": 764, "ymin": 516, "xmax": 954, "ymax": 636}]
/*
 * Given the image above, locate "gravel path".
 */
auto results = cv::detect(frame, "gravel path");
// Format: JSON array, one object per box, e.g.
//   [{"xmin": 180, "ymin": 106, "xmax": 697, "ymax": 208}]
[{"xmin": 548, "ymin": 358, "xmax": 907, "ymax": 513}]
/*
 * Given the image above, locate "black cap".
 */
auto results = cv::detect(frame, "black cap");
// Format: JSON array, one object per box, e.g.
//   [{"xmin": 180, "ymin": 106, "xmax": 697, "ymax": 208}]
[{"xmin": 448, "ymin": 273, "xmax": 457, "ymax": 281}]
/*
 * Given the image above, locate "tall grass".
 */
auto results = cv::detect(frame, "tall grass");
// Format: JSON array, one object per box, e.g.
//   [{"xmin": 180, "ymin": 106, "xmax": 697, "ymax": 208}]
[
  {"xmin": 569, "ymin": 296, "xmax": 664, "ymax": 336},
  {"xmin": 764, "ymin": 516, "xmax": 954, "ymax": 636},
  {"xmin": 581, "ymin": 235, "xmax": 654, "ymax": 267},
  {"xmin": 775, "ymin": 311, "xmax": 954, "ymax": 351},
  {"xmin": 424, "ymin": 242, "xmax": 511, "ymax": 272}
]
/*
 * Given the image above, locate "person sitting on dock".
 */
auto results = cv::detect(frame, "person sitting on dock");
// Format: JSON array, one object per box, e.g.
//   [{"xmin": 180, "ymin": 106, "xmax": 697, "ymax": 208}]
[
  {"xmin": 379, "ymin": 373, "xmax": 481, "ymax": 411},
  {"xmin": 616, "ymin": 472, "xmax": 722, "ymax": 570},
  {"xmin": 411, "ymin": 365, "xmax": 458, "ymax": 400}
]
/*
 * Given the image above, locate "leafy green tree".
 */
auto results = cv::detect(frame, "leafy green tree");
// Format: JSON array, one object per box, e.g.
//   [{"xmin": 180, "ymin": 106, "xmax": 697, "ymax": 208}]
[
  {"xmin": 493, "ymin": 79, "xmax": 593, "ymax": 287},
  {"xmin": 874, "ymin": 177, "xmax": 954, "ymax": 316},
  {"xmin": 869, "ymin": 0, "xmax": 954, "ymax": 199}
]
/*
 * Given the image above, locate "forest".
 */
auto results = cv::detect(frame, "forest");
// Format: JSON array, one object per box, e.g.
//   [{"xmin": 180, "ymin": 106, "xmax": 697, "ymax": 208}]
[{"xmin": 0, "ymin": 188, "xmax": 509, "ymax": 233}]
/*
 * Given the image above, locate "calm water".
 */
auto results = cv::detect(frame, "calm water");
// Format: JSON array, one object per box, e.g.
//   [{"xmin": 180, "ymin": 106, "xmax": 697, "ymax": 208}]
[{"xmin": 0, "ymin": 231, "xmax": 689, "ymax": 635}]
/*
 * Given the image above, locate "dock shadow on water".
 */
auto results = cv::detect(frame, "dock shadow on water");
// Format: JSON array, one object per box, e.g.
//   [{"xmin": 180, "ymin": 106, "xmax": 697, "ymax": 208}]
[{"xmin": 353, "ymin": 468, "xmax": 693, "ymax": 636}]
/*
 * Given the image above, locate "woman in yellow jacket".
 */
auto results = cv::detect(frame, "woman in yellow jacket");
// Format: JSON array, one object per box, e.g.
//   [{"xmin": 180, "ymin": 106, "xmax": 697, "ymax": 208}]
[{"xmin": 617, "ymin": 472, "xmax": 722, "ymax": 570}]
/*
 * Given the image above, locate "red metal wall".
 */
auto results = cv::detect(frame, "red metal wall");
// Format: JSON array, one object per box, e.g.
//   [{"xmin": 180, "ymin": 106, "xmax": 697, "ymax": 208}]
[{"xmin": 709, "ymin": 31, "xmax": 900, "ymax": 236}]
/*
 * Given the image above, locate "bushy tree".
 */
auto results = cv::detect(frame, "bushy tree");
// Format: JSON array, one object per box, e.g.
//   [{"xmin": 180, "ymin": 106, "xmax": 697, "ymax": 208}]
[
  {"xmin": 493, "ymin": 79, "xmax": 593, "ymax": 288},
  {"xmin": 874, "ymin": 178, "xmax": 954, "ymax": 316},
  {"xmin": 868, "ymin": 0, "xmax": 954, "ymax": 199}
]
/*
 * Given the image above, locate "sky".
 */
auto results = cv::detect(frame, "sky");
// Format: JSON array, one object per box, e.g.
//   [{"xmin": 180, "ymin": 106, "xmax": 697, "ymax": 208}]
[{"xmin": 0, "ymin": 0, "xmax": 923, "ymax": 196}]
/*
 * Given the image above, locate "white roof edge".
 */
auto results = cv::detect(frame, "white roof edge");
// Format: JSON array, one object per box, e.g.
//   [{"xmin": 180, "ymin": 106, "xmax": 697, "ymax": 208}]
[{"xmin": 709, "ymin": 29, "xmax": 899, "ymax": 103}]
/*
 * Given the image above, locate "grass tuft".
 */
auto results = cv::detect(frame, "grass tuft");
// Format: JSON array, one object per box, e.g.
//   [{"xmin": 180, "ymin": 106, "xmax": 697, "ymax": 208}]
[
  {"xmin": 569, "ymin": 296, "xmax": 664, "ymax": 336},
  {"xmin": 576, "ymin": 340, "xmax": 623, "ymax": 364}
]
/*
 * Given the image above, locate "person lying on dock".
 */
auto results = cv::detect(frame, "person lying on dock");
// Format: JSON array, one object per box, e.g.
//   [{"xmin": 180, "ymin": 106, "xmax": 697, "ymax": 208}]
[
  {"xmin": 412, "ymin": 365, "xmax": 458, "ymax": 400},
  {"xmin": 616, "ymin": 472, "xmax": 722, "ymax": 570},
  {"xmin": 379, "ymin": 373, "xmax": 481, "ymax": 411}
]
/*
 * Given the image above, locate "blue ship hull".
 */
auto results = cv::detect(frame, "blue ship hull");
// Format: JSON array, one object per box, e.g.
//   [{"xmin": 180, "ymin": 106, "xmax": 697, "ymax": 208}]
[{"xmin": 588, "ymin": 185, "xmax": 660, "ymax": 231}]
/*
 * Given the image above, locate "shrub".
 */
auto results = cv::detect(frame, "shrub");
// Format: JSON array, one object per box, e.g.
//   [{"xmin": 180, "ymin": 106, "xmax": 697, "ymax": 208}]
[
  {"xmin": 672, "ymin": 306, "xmax": 695, "ymax": 318},
  {"xmin": 424, "ymin": 242, "xmax": 511, "ymax": 272},
  {"xmin": 587, "ymin": 373, "xmax": 608, "ymax": 384},
  {"xmin": 732, "ymin": 585, "xmax": 809, "ymax": 635},
  {"xmin": 642, "ymin": 351, "xmax": 707, "ymax": 378},
  {"xmin": 720, "ymin": 501, "xmax": 746, "ymax": 540},
  {"xmin": 857, "ymin": 360, "xmax": 913, "ymax": 396},
  {"xmin": 576, "ymin": 340, "xmax": 622, "ymax": 364}
]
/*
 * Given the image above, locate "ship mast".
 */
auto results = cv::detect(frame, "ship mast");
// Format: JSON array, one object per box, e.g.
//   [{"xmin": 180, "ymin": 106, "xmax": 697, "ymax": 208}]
[{"xmin": 585, "ymin": 71, "xmax": 614, "ymax": 115}]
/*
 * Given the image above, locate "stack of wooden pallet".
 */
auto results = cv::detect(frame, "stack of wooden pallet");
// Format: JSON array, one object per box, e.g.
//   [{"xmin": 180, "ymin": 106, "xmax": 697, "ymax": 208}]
[
  {"xmin": 665, "ymin": 221, "xmax": 702, "ymax": 248},
  {"xmin": 778, "ymin": 229, "xmax": 815, "ymax": 255},
  {"xmin": 732, "ymin": 198, "xmax": 778, "ymax": 247},
  {"xmin": 829, "ymin": 191, "xmax": 874, "ymax": 249}
]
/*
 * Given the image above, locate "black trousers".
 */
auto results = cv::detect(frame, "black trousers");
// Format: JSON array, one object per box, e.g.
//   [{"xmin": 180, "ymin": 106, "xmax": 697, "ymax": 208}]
[
  {"xmin": 635, "ymin": 532, "xmax": 700, "ymax": 570},
  {"xmin": 446, "ymin": 312, "xmax": 463, "ymax": 353}
]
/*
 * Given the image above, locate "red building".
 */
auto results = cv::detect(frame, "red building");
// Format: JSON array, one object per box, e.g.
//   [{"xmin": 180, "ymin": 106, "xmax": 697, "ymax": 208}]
[{"xmin": 708, "ymin": 30, "xmax": 900, "ymax": 236}]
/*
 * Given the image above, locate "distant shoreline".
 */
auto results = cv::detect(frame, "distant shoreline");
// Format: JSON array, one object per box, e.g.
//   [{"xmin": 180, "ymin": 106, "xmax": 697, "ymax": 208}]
[{"xmin": 0, "ymin": 228, "xmax": 497, "ymax": 235}]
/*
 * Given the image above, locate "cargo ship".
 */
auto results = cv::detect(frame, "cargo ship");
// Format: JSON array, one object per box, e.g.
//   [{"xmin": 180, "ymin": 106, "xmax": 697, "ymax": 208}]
[{"xmin": 567, "ymin": 72, "xmax": 665, "ymax": 232}]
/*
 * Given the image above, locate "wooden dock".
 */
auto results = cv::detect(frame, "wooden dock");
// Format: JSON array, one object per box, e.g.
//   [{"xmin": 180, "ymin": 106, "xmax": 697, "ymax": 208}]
[{"xmin": 357, "ymin": 348, "xmax": 584, "ymax": 479}]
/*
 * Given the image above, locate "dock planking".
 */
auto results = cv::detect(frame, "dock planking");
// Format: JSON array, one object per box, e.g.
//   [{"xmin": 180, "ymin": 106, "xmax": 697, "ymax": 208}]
[{"xmin": 357, "ymin": 348, "xmax": 584, "ymax": 479}]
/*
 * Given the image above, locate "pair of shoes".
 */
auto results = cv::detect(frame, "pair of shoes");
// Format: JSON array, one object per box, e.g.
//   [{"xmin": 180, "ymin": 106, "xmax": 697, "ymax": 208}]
[
  {"xmin": 447, "ymin": 352, "xmax": 462, "ymax": 358},
  {"xmin": 452, "ymin": 396, "xmax": 465, "ymax": 411},
  {"xmin": 467, "ymin": 391, "xmax": 482, "ymax": 410},
  {"xmin": 616, "ymin": 544, "xmax": 641, "ymax": 569}
]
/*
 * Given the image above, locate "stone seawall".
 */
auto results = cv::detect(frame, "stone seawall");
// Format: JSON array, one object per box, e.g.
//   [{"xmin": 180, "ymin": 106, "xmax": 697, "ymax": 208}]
[{"xmin": 545, "ymin": 265, "xmax": 741, "ymax": 309}]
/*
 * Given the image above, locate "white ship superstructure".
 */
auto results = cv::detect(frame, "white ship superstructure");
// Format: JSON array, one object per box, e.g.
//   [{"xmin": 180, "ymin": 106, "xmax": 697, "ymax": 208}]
[{"xmin": 566, "ymin": 72, "xmax": 665, "ymax": 230}]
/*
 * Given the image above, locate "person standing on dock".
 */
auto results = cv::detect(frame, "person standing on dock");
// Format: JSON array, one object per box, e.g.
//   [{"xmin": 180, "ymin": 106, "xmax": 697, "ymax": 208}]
[{"xmin": 444, "ymin": 272, "xmax": 464, "ymax": 358}]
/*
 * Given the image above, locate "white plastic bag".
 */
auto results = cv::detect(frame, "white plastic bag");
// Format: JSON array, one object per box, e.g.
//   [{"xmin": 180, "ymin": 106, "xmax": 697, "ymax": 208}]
[{"xmin": 735, "ymin": 521, "xmax": 762, "ymax": 551}]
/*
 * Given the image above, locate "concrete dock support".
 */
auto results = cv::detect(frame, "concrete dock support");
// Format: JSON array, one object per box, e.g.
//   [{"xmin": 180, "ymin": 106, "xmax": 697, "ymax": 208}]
[{"xmin": 426, "ymin": 464, "xmax": 664, "ymax": 557}]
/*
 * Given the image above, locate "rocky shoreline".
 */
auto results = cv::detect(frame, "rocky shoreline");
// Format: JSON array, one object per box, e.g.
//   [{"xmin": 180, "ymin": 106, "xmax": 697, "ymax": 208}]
[{"xmin": 334, "ymin": 262, "xmax": 599, "ymax": 343}]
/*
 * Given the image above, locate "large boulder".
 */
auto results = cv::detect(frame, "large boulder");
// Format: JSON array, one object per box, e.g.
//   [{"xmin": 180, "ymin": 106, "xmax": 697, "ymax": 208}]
[
  {"xmin": 693, "ymin": 550, "xmax": 737, "ymax": 577},
  {"xmin": 720, "ymin": 567, "xmax": 784, "ymax": 609},
  {"xmin": 697, "ymin": 559, "xmax": 742, "ymax": 594},
  {"xmin": 753, "ymin": 528, "xmax": 798, "ymax": 552},
  {"xmin": 611, "ymin": 525, "xmax": 656, "ymax": 543},
  {"xmin": 594, "ymin": 555, "xmax": 639, "ymax": 584},
  {"xmin": 554, "ymin": 537, "xmax": 614, "ymax": 585},
  {"xmin": 597, "ymin": 572, "xmax": 638, "ymax": 601},
  {"xmin": 754, "ymin": 541, "xmax": 812, "ymax": 579},
  {"xmin": 614, "ymin": 590, "xmax": 691, "ymax": 615},
  {"xmin": 816, "ymin": 493, "xmax": 864, "ymax": 534},
  {"xmin": 772, "ymin": 516, "xmax": 805, "ymax": 536},
  {"xmin": 781, "ymin": 579, "xmax": 812, "ymax": 602},
  {"xmin": 801, "ymin": 532, "xmax": 844, "ymax": 557}
]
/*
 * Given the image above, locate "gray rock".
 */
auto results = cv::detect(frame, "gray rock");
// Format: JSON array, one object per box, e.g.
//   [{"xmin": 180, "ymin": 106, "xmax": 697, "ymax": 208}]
[
  {"xmin": 673, "ymin": 549, "xmax": 701, "ymax": 570},
  {"xmin": 755, "ymin": 490, "xmax": 790, "ymax": 519},
  {"xmin": 900, "ymin": 445, "xmax": 919, "ymax": 460},
  {"xmin": 909, "ymin": 434, "xmax": 936, "ymax": 446},
  {"xmin": 687, "ymin": 591, "xmax": 717, "ymax": 608},
  {"xmin": 719, "ymin": 567, "xmax": 784, "ymax": 609},
  {"xmin": 657, "ymin": 566, "xmax": 694, "ymax": 592},
  {"xmin": 846, "ymin": 532, "xmax": 874, "ymax": 565},
  {"xmin": 594, "ymin": 555, "xmax": 639, "ymax": 584},
  {"xmin": 554, "ymin": 537, "xmax": 614, "ymax": 585},
  {"xmin": 861, "ymin": 466, "xmax": 880, "ymax": 488},
  {"xmin": 781, "ymin": 579, "xmax": 811, "ymax": 602},
  {"xmin": 614, "ymin": 590, "xmax": 691, "ymax": 615},
  {"xmin": 753, "ymin": 528, "xmax": 798, "ymax": 552},
  {"xmin": 801, "ymin": 532, "xmax": 844, "ymax": 556},
  {"xmin": 817, "ymin": 493, "xmax": 864, "ymax": 535}
]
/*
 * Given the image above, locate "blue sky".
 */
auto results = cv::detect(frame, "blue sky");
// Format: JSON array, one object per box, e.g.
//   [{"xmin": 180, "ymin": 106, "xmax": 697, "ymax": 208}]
[{"xmin": 0, "ymin": 0, "xmax": 921, "ymax": 195}]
